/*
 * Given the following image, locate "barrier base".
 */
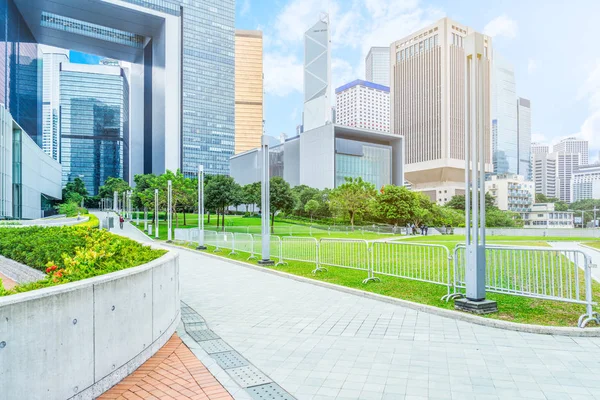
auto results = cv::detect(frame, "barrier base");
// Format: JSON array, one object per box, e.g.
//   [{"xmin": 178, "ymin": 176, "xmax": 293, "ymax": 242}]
[
  {"xmin": 455, "ymin": 298, "xmax": 498, "ymax": 315},
  {"xmin": 258, "ymin": 259, "xmax": 275, "ymax": 266},
  {"xmin": 196, "ymin": 246, "xmax": 207, "ymax": 250}
]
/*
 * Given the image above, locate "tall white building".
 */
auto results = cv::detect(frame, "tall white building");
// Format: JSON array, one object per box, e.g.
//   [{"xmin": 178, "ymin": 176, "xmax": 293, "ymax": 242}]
[
  {"xmin": 365, "ymin": 47, "xmax": 390, "ymax": 86},
  {"xmin": 40, "ymin": 45, "xmax": 69, "ymax": 161},
  {"xmin": 491, "ymin": 54, "xmax": 518, "ymax": 175},
  {"xmin": 335, "ymin": 80, "xmax": 390, "ymax": 132},
  {"xmin": 553, "ymin": 137, "xmax": 589, "ymax": 166},
  {"xmin": 517, "ymin": 97, "xmax": 532, "ymax": 179},
  {"xmin": 303, "ymin": 14, "xmax": 331, "ymax": 132},
  {"xmin": 571, "ymin": 164, "xmax": 600, "ymax": 202},
  {"xmin": 532, "ymin": 151, "xmax": 580, "ymax": 202},
  {"xmin": 390, "ymin": 17, "xmax": 493, "ymax": 204},
  {"xmin": 531, "ymin": 142, "xmax": 549, "ymax": 154}
]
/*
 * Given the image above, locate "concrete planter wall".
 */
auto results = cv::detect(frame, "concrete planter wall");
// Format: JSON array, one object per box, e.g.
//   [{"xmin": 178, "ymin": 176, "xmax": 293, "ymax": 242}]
[
  {"xmin": 453, "ymin": 227, "xmax": 600, "ymax": 238},
  {"xmin": 0, "ymin": 251, "xmax": 180, "ymax": 400}
]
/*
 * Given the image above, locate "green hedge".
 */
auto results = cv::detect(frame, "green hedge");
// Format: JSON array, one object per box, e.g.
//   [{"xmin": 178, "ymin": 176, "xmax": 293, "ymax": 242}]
[{"xmin": 0, "ymin": 226, "xmax": 165, "ymax": 296}]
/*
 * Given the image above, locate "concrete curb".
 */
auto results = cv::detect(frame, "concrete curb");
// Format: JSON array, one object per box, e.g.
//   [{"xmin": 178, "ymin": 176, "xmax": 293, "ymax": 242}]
[
  {"xmin": 580, "ymin": 243, "xmax": 600, "ymax": 256},
  {"xmin": 0, "ymin": 254, "xmax": 45, "ymax": 284},
  {"xmin": 165, "ymin": 243, "xmax": 600, "ymax": 337}
]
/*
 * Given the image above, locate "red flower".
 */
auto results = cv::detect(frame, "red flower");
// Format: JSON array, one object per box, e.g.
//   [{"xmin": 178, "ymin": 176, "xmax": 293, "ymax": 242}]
[
  {"xmin": 46, "ymin": 265, "xmax": 58, "ymax": 274},
  {"xmin": 55, "ymin": 271, "xmax": 63, "ymax": 278}
]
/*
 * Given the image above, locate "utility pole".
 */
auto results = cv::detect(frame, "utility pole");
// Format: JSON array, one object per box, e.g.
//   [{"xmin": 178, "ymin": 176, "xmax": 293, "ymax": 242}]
[
  {"xmin": 167, "ymin": 180, "xmax": 172, "ymax": 242},
  {"xmin": 154, "ymin": 189, "xmax": 159, "ymax": 239},
  {"xmin": 197, "ymin": 165, "xmax": 207, "ymax": 249},
  {"xmin": 258, "ymin": 136, "xmax": 273, "ymax": 265}
]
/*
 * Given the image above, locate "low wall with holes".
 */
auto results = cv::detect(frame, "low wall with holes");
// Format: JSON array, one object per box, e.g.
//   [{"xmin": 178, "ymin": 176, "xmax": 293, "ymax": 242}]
[{"xmin": 0, "ymin": 251, "xmax": 180, "ymax": 400}]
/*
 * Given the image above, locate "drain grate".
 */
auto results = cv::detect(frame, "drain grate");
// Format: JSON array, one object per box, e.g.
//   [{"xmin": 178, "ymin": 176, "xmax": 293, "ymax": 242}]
[
  {"xmin": 246, "ymin": 383, "xmax": 296, "ymax": 400},
  {"xmin": 199, "ymin": 339, "xmax": 233, "ymax": 354},
  {"xmin": 227, "ymin": 365, "xmax": 272, "ymax": 388},
  {"xmin": 185, "ymin": 321, "xmax": 208, "ymax": 331},
  {"xmin": 188, "ymin": 329, "xmax": 219, "ymax": 341},
  {"xmin": 212, "ymin": 351, "xmax": 249, "ymax": 369}
]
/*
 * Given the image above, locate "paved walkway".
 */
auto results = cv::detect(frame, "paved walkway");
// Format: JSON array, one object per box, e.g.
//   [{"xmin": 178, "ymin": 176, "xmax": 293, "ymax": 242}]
[
  {"xmin": 99, "ymin": 333, "xmax": 233, "ymax": 400},
  {"xmin": 0, "ymin": 271, "xmax": 16, "ymax": 290},
  {"xmin": 102, "ymin": 214, "xmax": 600, "ymax": 400}
]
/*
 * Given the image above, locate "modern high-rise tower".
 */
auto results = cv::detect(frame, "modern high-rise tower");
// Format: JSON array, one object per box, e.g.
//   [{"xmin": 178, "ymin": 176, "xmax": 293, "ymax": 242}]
[
  {"xmin": 40, "ymin": 45, "xmax": 69, "ymax": 161},
  {"xmin": 517, "ymin": 97, "xmax": 532, "ymax": 178},
  {"xmin": 390, "ymin": 17, "xmax": 493, "ymax": 204},
  {"xmin": 491, "ymin": 54, "xmax": 518, "ymax": 175},
  {"xmin": 365, "ymin": 47, "xmax": 390, "ymax": 86},
  {"xmin": 303, "ymin": 14, "xmax": 331, "ymax": 132},
  {"xmin": 553, "ymin": 137, "xmax": 589, "ymax": 166},
  {"xmin": 235, "ymin": 30, "xmax": 263, "ymax": 155}
]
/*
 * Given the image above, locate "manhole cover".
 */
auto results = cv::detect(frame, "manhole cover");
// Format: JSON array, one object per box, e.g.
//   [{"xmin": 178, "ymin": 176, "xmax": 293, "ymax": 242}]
[
  {"xmin": 246, "ymin": 383, "xmax": 296, "ymax": 400},
  {"xmin": 188, "ymin": 329, "xmax": 219, "ymax": 342},
  {"xmin": 212, "ymin": 351, "xmax": 249, "ymax": 369},
  {"xmin": 227, "ymin": 365, "xmax": 271, "ymax": 388},
  {"xmin": 199, "ymin": 339, "xmax": 233, "ymax": 354}
]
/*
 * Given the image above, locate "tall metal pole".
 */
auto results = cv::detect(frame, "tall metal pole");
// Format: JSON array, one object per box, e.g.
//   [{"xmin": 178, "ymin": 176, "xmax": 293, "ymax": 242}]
[
  {"xmin": 455, "ymin": 33, "xmax": 496, "ymax": 314},
  {"xmin": 122, "ymin": 191, "xmax": 126, "ymax": 217},
  {"xmin": 197, "ymin": 165, "xmax": 207, "ymax": 249},
  {"xmin": 167, "ymin": 180, "xmax": 173, "ymax": 242},
  {"xmin": 258, "ymin": 136, "xmax": 273, "ymax": 265},
  {"xmin": 113, "ymin": 191, "xmax": 118, "ymax": 212},
  {"xmin": 594, "ymin": 206, "xmax": 597, "ymax": 228},
  {"xmin": 154, "ymin": 189, "xmax": 159, "ymax": 239}
]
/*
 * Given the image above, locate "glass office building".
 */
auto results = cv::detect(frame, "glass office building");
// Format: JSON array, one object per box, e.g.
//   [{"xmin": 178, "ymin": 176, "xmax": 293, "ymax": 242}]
[
  {"xmin": 60, "ymin": 63, "xmax": 129, "ymax": 196},
  {"xmin": 335, "ymin": 138, "xmax": 392, "ymax": 189},
  {"xmin": 0, "ymin": 0, "xmax": 42, "ymax": 146}
]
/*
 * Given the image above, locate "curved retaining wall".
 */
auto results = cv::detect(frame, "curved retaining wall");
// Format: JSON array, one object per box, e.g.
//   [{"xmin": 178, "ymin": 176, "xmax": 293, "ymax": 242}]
[{"xmin": 0, "ymin": 251, "xmax": 180, "ymax": 400}]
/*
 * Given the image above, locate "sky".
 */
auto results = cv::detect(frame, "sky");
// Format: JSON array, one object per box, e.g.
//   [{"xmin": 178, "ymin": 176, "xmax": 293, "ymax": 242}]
[{"xmin": 72, "ymin": 0, "xmax": 600, "ymax": 156}]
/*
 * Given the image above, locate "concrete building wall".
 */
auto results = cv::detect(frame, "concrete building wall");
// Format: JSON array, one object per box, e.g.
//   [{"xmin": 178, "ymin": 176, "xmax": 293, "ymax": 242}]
[
  {"xmin": 0, "ymin": 252, "xmax": 179, "ymax": 400},
  {"xmin": 335, "ymin": 80, "xmax": 390, "ymax": 132},
  {"xmin": 230, "ymin": 149, "xmax": 260, "ymax": 186},
  {"xmin": 485, "ymin": 174, "xmax": 534, "ymax": 216},
  {"xmin": 0, "ymin": 108, "xmax": 13, "ymax": 218},
  {"xmin": 300, "ymin": 124, "xmax": 335, "ymax": 189},
  {"xmin": 365, "ymin": 47, "xmax": 390, "ymax": 86},
  {"xmin": 554, "ymin": 137, "xmax": 589, "ymax": 166},
  {"xmin": 235, "ymin": 30, "xmax": 263, "ymax": 155},
  {"xmin": 283, "ymin": 138, "xmax": 300, "ymax": 187},
  {"xmin": 572, "ymin": 164, "xmax": 600, "ymax": 202}
]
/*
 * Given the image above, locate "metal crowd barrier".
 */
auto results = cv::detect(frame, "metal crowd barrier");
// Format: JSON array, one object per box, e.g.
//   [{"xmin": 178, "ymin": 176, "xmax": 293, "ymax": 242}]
[
  {"xmin": 452, "ymin": 244, "xmax": 600, "ymax": 327},
  {"xmin": 372, "ymin": 242, "xmax": 452, "ymax": 296},
  {"xmin": 251, "ymin": 234, "xmax": 284, "ymax": 265},
  {"xmin": 318, "ymin": 238, "xmax": 377, "ymax": 283},
  {"xmin": 281, "ymin": 237, "xmax": 319, "ymax": 265}
]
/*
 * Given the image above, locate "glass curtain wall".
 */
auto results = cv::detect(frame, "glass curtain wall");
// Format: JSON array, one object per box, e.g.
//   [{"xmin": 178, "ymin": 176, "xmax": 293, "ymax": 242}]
[{"xmin": 335, "ymin": 138, "xmax": 392, "ymax": 189}]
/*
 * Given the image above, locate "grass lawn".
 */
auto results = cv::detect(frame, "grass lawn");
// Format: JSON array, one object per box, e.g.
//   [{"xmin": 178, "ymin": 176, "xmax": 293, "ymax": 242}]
[
  {"xmin": 174, "ymin": 242, "xmax": 600, "ymax": 327},
  {"xmin": 583, "ymin": 241, "xmax": 600, "ymax": 251}
]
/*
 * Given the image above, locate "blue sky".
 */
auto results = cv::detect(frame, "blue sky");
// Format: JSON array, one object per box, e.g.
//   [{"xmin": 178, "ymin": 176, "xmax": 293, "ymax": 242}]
[
  {"xmin": 236, "ymin": 0, "xmax": 600, "ymax": 154},
  {"xmin": 74, "ymin": 0, "xmax": 600, "ymax": 155}
]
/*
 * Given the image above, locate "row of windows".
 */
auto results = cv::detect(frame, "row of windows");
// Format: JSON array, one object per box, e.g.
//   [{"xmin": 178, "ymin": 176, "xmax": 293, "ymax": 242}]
[{"xmin": 396, "ymin": 35, "xmax": 439, "ymax": 62}]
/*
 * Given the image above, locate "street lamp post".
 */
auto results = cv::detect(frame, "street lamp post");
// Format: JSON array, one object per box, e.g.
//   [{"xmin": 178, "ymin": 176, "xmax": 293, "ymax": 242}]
[
  {"xmin": 167, "ymin": 180, "xmax": 173, "ymax": 242},
  {"xmin": 197, "ymin": 165, "xmax": 207, "ymax": 250},
  {"xmin": 453, "ymin": 32, "xmax": 497, "ymax": 314},
  {"xmin": 154, "ymin": 189, "xmax": 159, "ymax": 239},
  {"xmin": 113, "ymin": 191, "xmax": 118, "ymax": 212},
  {"xmin": 258, "ymin": 136, "xmax": 274, "ymax": 265}
]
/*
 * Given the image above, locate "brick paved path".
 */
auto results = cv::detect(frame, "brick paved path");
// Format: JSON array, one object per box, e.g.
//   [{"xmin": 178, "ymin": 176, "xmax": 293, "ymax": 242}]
[
  {"xmin": 99, "ymin": 334, "xmax": 232, "ymax": 400},
  {"xmin": 0, "ymin": 271, "xmax": 16, "ymax": 290}
]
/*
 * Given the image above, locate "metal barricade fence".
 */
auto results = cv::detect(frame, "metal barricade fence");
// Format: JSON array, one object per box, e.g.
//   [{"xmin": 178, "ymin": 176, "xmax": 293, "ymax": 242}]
[
  {"xmin": 452, "ymin": 244, "xmax": 599, "ymax": 327},
  {"xmin": 372, "ymin": 242, "xmax": 452, "ymax": 297},
  {"xmin": 281, "ymin": 237, "xmax": 318, "ymax": 268},
  {"xmin": 251, "ymin": 234, "xmax": 284, "ymax": 265},
  {"xmin": 203, "ymin": 231, "xmax": 218, "ymax": 248},
  {"xmin": 318, "ymin": 238, "xmax": 377, "ymax": 283},
  {"xmin": 233, "ymin": 233, "xmax": 254, "ymax": 256},
  {"xmin": 214, "ymin": 232, "xmax": 235, "ymax": 253}
]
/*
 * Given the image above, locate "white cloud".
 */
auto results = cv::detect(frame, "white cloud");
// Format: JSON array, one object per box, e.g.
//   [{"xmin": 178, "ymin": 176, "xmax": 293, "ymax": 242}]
[
  {"xmin": 483, "ymin": 15, "xmax": 518, "ymax": 39},
  {"xmin": 290, "ymin": 107, "xmax": 299, "ymax": 121},
  {"xmin": 531, "ymin": 133, "xmax": 547, "ymax": 143},
  {"xmin": 574, "ymin": 60, "xmax": 600, "ymax": 151},
  {"xmin": 263, "ymin": 53, "xmax": 303, "ymax": 97},
  {"xmin": 240, "ymin": 0, "xmax": 251, "ymax": 17},
  {"xmin": 528, "ymin": 59, "xmax": 537, "ymax": 74}
]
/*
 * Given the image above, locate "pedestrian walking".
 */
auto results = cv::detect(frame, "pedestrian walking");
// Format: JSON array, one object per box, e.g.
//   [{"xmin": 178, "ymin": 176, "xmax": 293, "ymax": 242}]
[
  {"xmin": 424, "ymin": 224, "xmax": 428, "ymax": 236},
  {"xmin": 420, "ymin": 224, "xmax": 424, "ymax": 235},
  {"xmin": 119, "ymin": 215, "xmax": 124, "ymax": 229}
]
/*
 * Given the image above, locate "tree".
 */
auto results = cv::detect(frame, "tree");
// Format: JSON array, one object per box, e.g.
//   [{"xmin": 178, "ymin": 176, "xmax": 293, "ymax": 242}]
[
  {"xmin": 371, "ymin": 185, "xmax": 416, "ymax": 226},
  {"xmin": 98, "ymin": 177, "xmax": 131, "ymax": 199},
  {"xmin": 132, "ymin": 173, "xmax": 156, "ymax": 209},
  {"xmin": 304, "ymin": 199, "xmax": 319, "ymax": 222},
  {"xmin": 446, "ymin": 192, "xmax": 496, "ymax": 211},
  {"xmin": 204, "ymin": 175, "xmax": 239, "ymax": 230},
  {"xmin": 242, "ymin": 183, "xmax": 261, "ymax": 213},
  {"xmin": 328, "ymin": 177, "xmax": 376, "ymax": 227},
  {"xmin": 269, "ymin": 177, "xmax": 294, "ymax": 232},
  {"xmin": 62, "ymin": 177, "xmax": 88, "ymax": 204},
  {"xmin": 535, "ymin": 193, "xmax": 549, "ymax": 203}
]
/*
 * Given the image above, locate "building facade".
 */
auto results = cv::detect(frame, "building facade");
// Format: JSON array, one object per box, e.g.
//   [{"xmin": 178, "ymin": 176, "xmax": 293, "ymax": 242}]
[
  {"xmin": 0, "ymin": 0, "xmax": 42, "ymax": 146},
  {"xmin": 335, "ymin": 80, "xmax": 390, "ymax": 132},
  {"xmin": 303, "ymin": 14, "xmax": 331, "ymax": 132},
  {"xmin": 390, "ymin": 17, "xmax": 493, "ymax": 205},
  {"xmin": 517, "ymin": 97, "xmax": 531, "ymax": 179},
  {"xmin": 60, "ymin": 63, "xmax": 129, "ymax": 196},
  {"xmin": 40, "ymin": 46, "xmax": 69, "ymax": 161},
  {"xmin": 532, "ymin": 151, "xmax": 579, "ymax": 202},
  {"xmin": 523, "ymin": 203, "xmax": 574, "ymax": 229},
  {"xmin": 365, "ymin": 47, "xmax": 390, "ymax": 86},
  {"xmin": 0, "ymin": 107, "xmax": 61, "ymax": 219},
  {"xmin": 485, "ymin": 174, "xmax": 534, "ymax": 217},
  {"xmin": 553, "ymin": 137, "xmax": 589, "ymax": 166},
  {"xmin": 491, "ymin": 55, "xmax": 518, "ymax": 175},
  {"xmin": 571, "ymin": 164, "xmax": 600, "ymax": 202},
  {"xmin": 230, "ymin": 124, "xmax": 404, "ymax": 190},
  {"xmin": 531, "ymin": 142, "xmax": 549, "ymax": 155},
  {"xmin": 235, "ymin": 30, "xmax": 263, "ymax": 155}
]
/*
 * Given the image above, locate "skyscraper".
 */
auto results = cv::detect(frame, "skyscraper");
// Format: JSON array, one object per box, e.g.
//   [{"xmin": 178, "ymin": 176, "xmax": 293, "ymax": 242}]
[
  {"xmin": 531, "ymin": 142, "xmax": 549, "ymax": 155},
  {"xmin": 0, "ymin": 0, "xmax": 42, "ymax": 145},
  {"xmin": 390, "ymin": 17, "xmax": 493, "ymax": 205},
  {"xmin": 335, "ymin": 80, "xmax": 390, "ymax": 132},
  {"xmin": 365, "ymin": 47, "xmax": 390, "ymax": 86},
  {"xmin": 532, "ymin": 151, "xmax": 579, "ymax": 202},
  {"xmin": 553, "ymin": 137, "xmax": 589, "ymax": 166},
  {"xmin": 303, "ymin": 14, "xmax": 331, "ymax": 132},
  {"xmin": 40, "ymin": 46, "xmax": 69, "ymax": 161},
  {"xmin": 235, "ymin": 30, "xmax": 263, "ymax": 155},
  {"xmin": 491, "ymin": 55, "xmax": 518, "ymax": 175},
  {"xmin": 517, "ymin": 97, "xmax": 532, "ymax": 178},
  {"xmin": 60, "ymin": 63, "xmax": 129, "ymax": 196}
]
